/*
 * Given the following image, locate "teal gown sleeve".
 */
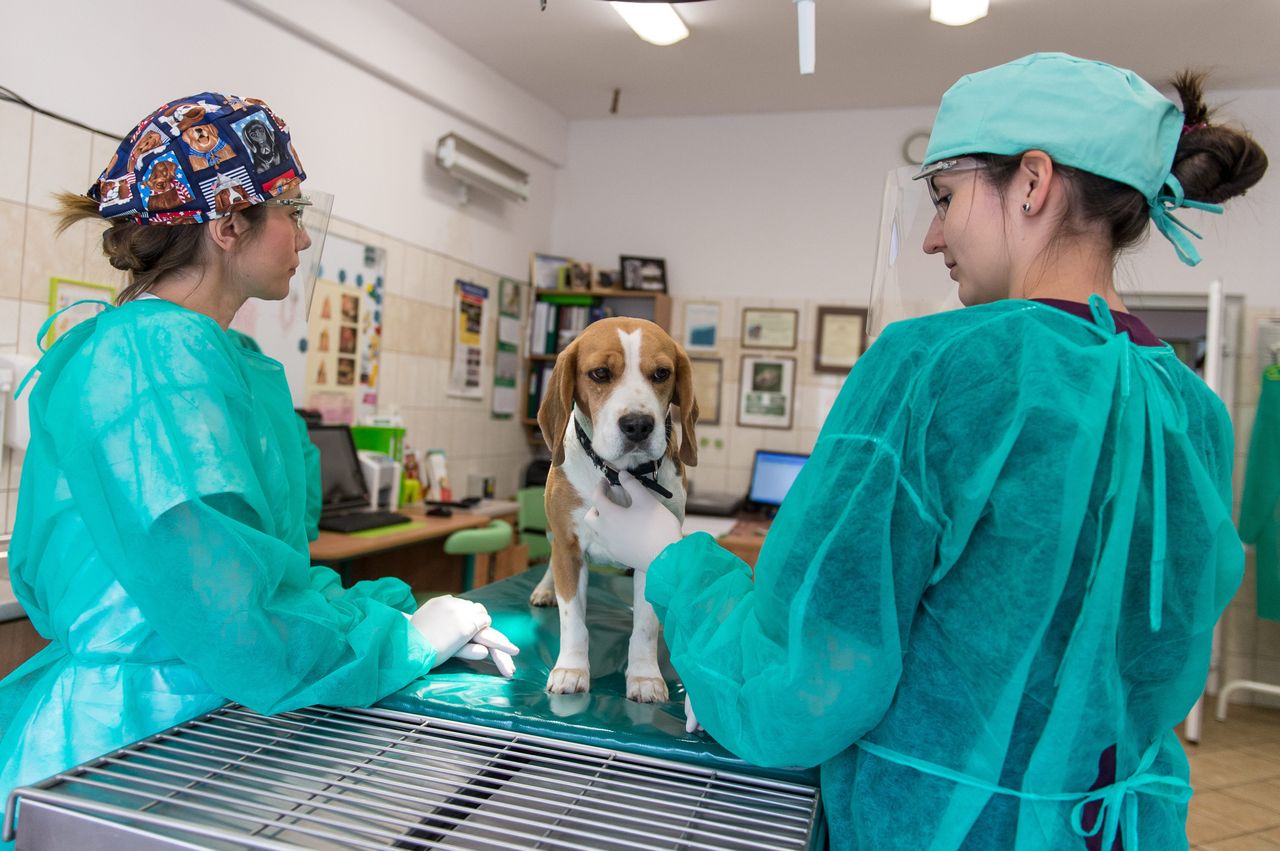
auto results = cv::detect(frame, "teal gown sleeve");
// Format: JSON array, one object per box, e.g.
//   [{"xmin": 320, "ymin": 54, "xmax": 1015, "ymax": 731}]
[
  {"xmin": 646, "ymin": 342, "xmax": 944, "ymax": 769},
  {"xmin": 44, "ymin": 312, "xmax": 436, "ymax": 713}
]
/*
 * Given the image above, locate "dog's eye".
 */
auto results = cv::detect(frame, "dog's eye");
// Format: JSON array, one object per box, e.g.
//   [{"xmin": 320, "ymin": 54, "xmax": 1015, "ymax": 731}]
[
  {"xmin": 588, "ymin": 367, "xmax": 611, "ymax": 383},
  {"xmin": 651, "ymin": 368, "xmax": 671, "ymax": 382}
]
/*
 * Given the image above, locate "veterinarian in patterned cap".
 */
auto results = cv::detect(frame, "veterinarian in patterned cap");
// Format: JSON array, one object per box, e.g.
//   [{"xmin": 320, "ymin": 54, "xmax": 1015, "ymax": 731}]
[{"xmin": 0, "ymin": 92, "xmax": 517, "ymax": 815}]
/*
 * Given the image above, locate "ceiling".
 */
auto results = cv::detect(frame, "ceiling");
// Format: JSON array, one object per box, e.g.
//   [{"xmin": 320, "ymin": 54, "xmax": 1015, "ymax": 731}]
[{"xmin": 389, "ymin": 0, "xmax": 1280, "ymax": 119}]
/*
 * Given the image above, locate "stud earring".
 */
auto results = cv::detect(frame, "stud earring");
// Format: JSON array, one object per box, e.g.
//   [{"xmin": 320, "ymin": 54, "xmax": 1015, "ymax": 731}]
[{"xmin": 1022, "ymin": 202, "xmax": 1032, "ymax": 213}]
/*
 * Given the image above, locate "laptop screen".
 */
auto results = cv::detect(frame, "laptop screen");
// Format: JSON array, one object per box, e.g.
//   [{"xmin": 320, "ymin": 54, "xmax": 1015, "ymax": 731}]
[
  {"xmin": 748, "ymin": 450, "xmax": 808, "ymax": 507},
  {"xmin": 307, "ymin": 424, "xmax": 369, "ymax": 514}
]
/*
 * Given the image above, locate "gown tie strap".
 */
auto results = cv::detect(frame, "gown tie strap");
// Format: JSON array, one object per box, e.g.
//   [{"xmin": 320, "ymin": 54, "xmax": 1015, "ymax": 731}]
[{"xmin": 855, "ymin": 739, "xmax": 1189, "ymax": 851}]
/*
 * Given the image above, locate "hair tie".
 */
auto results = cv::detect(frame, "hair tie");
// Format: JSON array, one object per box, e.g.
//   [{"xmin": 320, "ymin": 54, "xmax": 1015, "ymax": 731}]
[{"xmin": 1181, "ymin": 121, "xmax": 1208, "ymax": 136}]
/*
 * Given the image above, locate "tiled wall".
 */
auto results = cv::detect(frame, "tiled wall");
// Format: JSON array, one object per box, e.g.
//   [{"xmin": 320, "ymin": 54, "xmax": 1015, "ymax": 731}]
[
  {"xmin": 340, "ymin": 219, "xmax": 535, "ymax": 502},
  {"xmin": 669, "ymin": 296, "xmax": 852, "ymax": 499},
  {"xmin": 0, "ymin": 100, "xmax": 535, "ymax": 535},
  {"xmin": 0, "ymin": 100, "xmax": 130, "ymax": 534}
]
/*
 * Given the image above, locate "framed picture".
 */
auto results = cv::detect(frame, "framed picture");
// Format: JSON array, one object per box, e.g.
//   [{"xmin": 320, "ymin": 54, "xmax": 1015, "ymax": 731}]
[
  {"xmin": 689, "ymin": 357, "xmax": 723, "ymax": 426},
  {"xmin": 738, "ymin": 355, "xmax": 795, "ymax": 430},
  {"xmin": 683, "ymin": 301, "xmax": 720, "ymax": 353},
  {"xmin": 814, "ymin": 306, "xmax": 869, "ymax": 374},
  {"xmin": 568, "ymin": 260, "xmax": 593, "ymax": 291},
  {"xmin": 47, "ymin": 277, "xmax": 117, "ymax": 348},
  {"xmin": 530, "ymin": 252, "xmax": 570, "ymax": 290},
  {"xmin": 620, "ymin": 255, "xmax": 667, "ymax": 293},
  {"xmin": 741, "ymin": 307, "xmax": 798, "ymax": 351}
]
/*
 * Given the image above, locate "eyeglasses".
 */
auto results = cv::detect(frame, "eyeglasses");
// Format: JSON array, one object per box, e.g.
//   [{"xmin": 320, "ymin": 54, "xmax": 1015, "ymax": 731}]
[
  {"xmin": 914, "ymin": 157, "xmax": 987, "ymax": 220},
  {"xmin": 262, "ymin": 195, "xmax": 313, "ymax": 231}
]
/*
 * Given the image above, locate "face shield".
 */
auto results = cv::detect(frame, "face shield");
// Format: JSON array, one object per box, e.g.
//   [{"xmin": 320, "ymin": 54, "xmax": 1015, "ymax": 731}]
[
  {"xmin": 867, "ymin": 163, "xmax": 971, "ymax": 338},
  {"xmin": 273, "ymin": 189, "xmax": 333, "ymax": 319}
]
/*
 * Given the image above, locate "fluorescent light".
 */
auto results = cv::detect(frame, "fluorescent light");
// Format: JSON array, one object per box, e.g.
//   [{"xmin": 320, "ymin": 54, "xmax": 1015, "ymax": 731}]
[
  {"xmin": 930, "ymin": 0, "xmax": 989, "ymax": 26},
  {"xmin": 610, "ymin": 2, "xmax": 689, "ymax": 46},
  {"xmin": 795, "ymin": 0, "xmax": 815, "ymax": 75}
]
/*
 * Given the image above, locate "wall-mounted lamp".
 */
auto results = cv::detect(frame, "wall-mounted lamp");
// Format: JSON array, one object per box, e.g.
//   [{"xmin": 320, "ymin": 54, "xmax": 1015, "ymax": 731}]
[
  {"xmin": 435, "ymin": 133, "xmax": 529, "ymax": 204},
  {"xmin": 609, "ymin": 2, "xmax": 690, "ymax": 46},
  {"xmin": 929, "ymin": 0, "xmax": 988, "ymax": 26}
]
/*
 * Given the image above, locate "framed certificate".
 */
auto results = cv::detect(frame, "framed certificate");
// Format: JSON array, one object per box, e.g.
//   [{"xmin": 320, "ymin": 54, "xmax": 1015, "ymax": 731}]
[
  {"xmin": 741, "ymin": 307, "xmax": 798, "ymax": 351},
  {"xmin": 814, "ymin": 306, "xmax": 868, "ymax": 374}
]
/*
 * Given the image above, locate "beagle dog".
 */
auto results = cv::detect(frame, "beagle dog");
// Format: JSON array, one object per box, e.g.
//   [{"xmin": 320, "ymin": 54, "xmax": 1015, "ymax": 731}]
[{"xmin": 531, "ymin": 317, "xmax": 698, "ymax": 703}]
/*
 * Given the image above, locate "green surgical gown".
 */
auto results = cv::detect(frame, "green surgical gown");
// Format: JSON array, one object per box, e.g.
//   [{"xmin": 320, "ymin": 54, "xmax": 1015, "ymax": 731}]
[
  {"xmin": 646, "ymin": 299, "xmax": 1243, "ymax": 850},
  {"xmin": 0, "ymin": 299, "xmax": 435, "ymax": 808}
]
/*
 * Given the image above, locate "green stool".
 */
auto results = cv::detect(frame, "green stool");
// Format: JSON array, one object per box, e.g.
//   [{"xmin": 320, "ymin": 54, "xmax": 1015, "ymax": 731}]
[
  {"xmin": 516, "ymin": 486, "xmax": 552, "ymax": 567},
  {"xmin": 444, "ymin": 520, "xmax": 513, "ymax": 591}
]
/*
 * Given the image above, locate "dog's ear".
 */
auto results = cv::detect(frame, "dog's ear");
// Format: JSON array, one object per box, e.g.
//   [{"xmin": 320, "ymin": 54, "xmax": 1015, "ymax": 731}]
[
  {"xmin": 538, "ymin": 339, "xmax": 579, "ymax": 467},
  {"xmin": 672, "ymin": 344, "xmax": 699, "ymax": 467}
]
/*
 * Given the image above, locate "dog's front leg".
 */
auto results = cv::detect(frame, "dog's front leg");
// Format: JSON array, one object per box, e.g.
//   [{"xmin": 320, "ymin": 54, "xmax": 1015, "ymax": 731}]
[
  {"xmin": 627, "ymin": 570, "xmax": 669, "ymax": 703},
  {"xmin": 547, "ymin": 558, "xmax": 591, "ymax": 694}
]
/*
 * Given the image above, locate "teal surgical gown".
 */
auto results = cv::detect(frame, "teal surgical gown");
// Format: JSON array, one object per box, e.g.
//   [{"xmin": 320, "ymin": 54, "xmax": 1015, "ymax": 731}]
[
  {"xmin": 1240, "ymin": 365, "xmax": 1280, "ymax": 621},
  {"xmin": 0, "ymin": 299, "xmax": 436, "ymax": 808},
  {"xmin": 226, "ymin": 326, "xmax": 322, "ymax": 541},
  {"xmin": 646, "ymin": 299, "xmax": 1243, "ymax": 850}
]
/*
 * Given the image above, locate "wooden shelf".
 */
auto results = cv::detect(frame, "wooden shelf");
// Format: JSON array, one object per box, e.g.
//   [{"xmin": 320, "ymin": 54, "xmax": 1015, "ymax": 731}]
[{"xmin": 523, "ymin": 284, "xmax": 671, "ymax": 445}]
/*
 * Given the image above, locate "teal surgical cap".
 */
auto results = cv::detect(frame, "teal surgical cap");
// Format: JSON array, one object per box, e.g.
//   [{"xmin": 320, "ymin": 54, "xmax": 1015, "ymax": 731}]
[{"xmin": 922, "ymin": 52, "xmax": 1222, "ymax": 265}]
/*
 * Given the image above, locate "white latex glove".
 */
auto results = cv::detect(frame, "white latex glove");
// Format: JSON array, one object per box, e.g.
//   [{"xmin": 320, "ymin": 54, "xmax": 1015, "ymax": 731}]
[
  {"xmin": 685, "ymin": 695, "xmax": 703, "ymax": 734},
  {"xmin": 406, "ymin": 596, "xmax": 519, "ymax": 678},
  {"xmin": 582, "ymin": 470, "xmax": 683, "ymax": 573}
]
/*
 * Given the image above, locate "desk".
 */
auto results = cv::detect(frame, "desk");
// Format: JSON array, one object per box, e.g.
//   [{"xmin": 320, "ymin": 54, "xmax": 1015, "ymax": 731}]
[
  {"xmin": 715, "ymin": 513, "xmax": 773, "ymax": 568},
  {"xmin": 310, "ymin": 503, "xmax": 525, "ymax": 592}
]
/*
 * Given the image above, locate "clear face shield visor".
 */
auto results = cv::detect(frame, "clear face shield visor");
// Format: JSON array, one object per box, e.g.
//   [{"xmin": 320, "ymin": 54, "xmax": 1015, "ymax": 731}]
[
  {"xmin": 866, "ymin": 159, "xmax": 986, "ymax": 338},
  {"xmin": 264, "ymin": 189, "xmax": 333, "ymax": 319}
]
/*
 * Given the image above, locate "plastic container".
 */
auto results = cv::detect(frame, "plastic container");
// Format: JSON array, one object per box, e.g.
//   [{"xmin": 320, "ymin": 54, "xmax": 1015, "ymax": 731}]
[{"xmin": 349, "ymin": 425, "xmax": 406, "ymax": 463}]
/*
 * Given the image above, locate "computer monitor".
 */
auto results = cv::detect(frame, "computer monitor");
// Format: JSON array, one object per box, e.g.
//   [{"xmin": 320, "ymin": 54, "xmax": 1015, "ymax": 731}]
[
  {"xmin": 747, "ymin": 450, "xmax": 808, "ymax": 510},
  {"xmin": 307, "ymin": 424, "xmax": 371, "ymax": 515}
]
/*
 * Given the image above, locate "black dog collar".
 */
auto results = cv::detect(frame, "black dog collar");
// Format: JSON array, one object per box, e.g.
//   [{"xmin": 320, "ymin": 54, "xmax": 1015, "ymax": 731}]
[{"xmin": 573, "ymin": 415, "xmax": 674, "ymax": 500}]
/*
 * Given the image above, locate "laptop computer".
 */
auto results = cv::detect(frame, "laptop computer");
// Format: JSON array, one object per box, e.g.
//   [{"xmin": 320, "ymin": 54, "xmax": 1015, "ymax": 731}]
[
  {"xmin": 745, "ymin": 449, "xmax": 809, "ymax": 517},
  {"xmin": 307, "ymin": 424, "xmax": 411, "ymax": 533}
]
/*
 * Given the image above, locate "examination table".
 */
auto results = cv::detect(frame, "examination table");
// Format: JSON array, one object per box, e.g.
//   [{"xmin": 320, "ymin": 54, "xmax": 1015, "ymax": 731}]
[{"xmin": 6, "ymin": 567, "xmax": 823, "ymax": 849}]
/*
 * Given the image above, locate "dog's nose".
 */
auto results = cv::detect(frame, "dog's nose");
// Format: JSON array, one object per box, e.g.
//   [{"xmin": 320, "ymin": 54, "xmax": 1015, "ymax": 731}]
[{"xmin": 618, "ymin": 413, "xmax": 655, "ymax": 443}]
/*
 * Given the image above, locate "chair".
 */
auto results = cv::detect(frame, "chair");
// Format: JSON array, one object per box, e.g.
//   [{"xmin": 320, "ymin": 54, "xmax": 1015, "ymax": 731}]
[
  {"xmin": 444, "ymin": 520, "xmax": 513, "ymax": 591},
  {"xmin": 516, "ymin": 486, "xmax": 552, "ymax": 567}
]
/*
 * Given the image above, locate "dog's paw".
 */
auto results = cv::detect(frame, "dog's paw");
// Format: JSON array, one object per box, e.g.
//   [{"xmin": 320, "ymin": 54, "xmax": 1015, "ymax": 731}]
[
  {"xmin": 626, "ymin": 675, "xmax": 669, "ymax": 704},
  {"xmin": 547, "ymin": 667, "xmax": 591, "ymax": 694},
  {"xmin": 528, "ymin": 586, "xmax": 558, "ymax": 607}
]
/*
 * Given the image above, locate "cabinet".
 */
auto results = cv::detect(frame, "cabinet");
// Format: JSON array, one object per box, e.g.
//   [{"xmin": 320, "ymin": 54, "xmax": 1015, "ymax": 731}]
[{"xmin": 523, "ymin": 288, "xmax": 671, "ymax": 447}]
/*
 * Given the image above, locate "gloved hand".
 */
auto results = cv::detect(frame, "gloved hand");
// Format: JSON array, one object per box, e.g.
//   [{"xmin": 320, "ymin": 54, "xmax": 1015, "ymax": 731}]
[
  {"xmin": 583, "ymin": 470, "xmax": 683, "ymax": 573},
  {"xmin": 685, "ymin": 694, "xmax": 703, "ymax": 735},
  {"xmin": 407, "ymin": 595, "xmax": 518, "ymax": 678}
]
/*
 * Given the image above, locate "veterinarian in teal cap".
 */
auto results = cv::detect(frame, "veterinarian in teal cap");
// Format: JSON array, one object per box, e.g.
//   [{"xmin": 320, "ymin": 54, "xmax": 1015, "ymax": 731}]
[
  {"xmin": 587, "ymin": 53, "xmax": 1268, "ymax": 849},
  {"xmin": 0, "ymin": 93, "xmax": 517, "ymax": 817}
]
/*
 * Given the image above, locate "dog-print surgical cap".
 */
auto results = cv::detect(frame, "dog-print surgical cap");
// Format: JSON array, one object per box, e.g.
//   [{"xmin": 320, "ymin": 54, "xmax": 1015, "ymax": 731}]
[{"xmin": 87, "ymin": 92, "xmax": 306, "ymax": 225}]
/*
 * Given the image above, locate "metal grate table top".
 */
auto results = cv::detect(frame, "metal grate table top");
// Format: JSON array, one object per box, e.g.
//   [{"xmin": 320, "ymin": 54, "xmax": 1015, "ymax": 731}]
[{"xmin": 5, "ymin": 704, "xmax": 822, "ymax": 850}]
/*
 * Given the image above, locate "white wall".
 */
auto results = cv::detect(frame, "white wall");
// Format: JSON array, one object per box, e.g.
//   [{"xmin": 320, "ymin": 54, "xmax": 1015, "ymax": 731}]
[
  {"xmin": 0, "ymin": 0, "xmax": 567, "ymax": 282},
  {"xmin": 553, "ymin": 90, "xmax": 1280, "ymax": 306}
]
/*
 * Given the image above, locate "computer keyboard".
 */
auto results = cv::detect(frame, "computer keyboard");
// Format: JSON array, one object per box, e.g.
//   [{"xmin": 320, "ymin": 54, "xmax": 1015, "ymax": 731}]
[{"xmin": 319, "ymin": 510, "xmax": 412, "ymax": 534}]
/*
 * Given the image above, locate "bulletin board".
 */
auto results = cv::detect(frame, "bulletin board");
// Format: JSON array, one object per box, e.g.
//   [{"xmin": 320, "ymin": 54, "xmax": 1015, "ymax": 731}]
[{"xmin": 303, "ymin": 235, "xmax": 386, "ymax": 424}]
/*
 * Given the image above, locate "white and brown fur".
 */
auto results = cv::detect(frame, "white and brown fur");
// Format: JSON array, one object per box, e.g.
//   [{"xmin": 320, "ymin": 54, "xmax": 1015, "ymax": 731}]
[{"xmin": 530, "ymin": 317, "xmax": 698, "ymax": 703}]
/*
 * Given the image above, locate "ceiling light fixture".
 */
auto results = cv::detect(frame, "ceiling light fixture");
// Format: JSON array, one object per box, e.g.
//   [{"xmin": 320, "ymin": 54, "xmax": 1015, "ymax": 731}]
[
  {"xmin": 794, "ymin": 0, "xmax": 815, "ymax": 75},
  {"xmin": 929, "ymin": 0, "xmax": 989, "ymax": 26},
  {"xmin": 610, "ymin": 2, "xmax": 690, "ymax": 46}
]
